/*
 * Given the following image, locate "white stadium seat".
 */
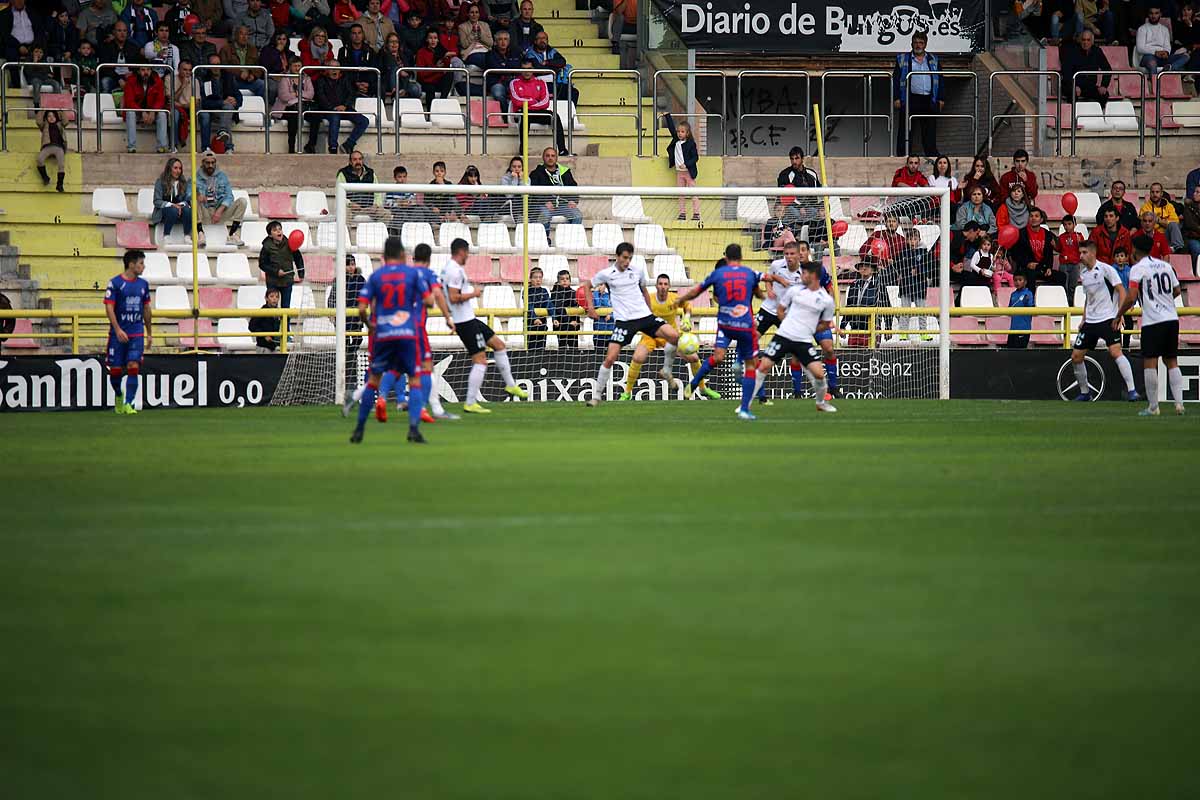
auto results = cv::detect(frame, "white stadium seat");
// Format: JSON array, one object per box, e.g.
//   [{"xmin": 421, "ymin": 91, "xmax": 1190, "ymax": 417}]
[
  {"xmin": 430, "ymin": 98, "xmax": 465, "ymax": 129},
  {"xmin": 960, "ymin": 286, "xmax": 994, "ymax": 308},
  {"xmin": 1104, "ymin": 100, "xmax": 1139, "ymax": 131},
  {"xmin": 218, "ymin": 318, "xmax": 255, "ymax": 351},
  {"xmin": 736, "ymin": 196, "xmax": 770, "ymax": 225},
  {"xmin": 482, "ymin": 285, "xmax": 517, "ymax": 308},
  {"xmin": 354, "ymin": 97, "xmax": 394, "ymax": 131},
  {"xmin": 553, "ymin": 223, "xmax": 590, "ymax": 254},
  {"xmin": 356, "ymin": 222, "xmax": 389, "ymax": 253},
  {"xmin": 239, "ymin": 221, "xmax": 269, "ymax": 248},
  {"xmin": 612, "ymin": 195, "xmax": 649, "ymax": 223},
  {"xmin": 439, "ymin": 221, "xmax": 473, "ymax": 250},
  {"xmin": 398, "ymin": 98, "xmax": 431, "ymax": 129},
  {"xmin": 237, "ymin": 95, "xmax": 269, "ymax": 129},
  {"xmin": 142, "ymin": 252, "xmax": 176, "ymax": 285},
  {"xmin": 538, "ymin": 254, "xmax": 569, "ymax": 280},
  {"xmin": 1035, "ymin": 285, "xmax": 1069, "ymax": 307},
  {"xmin": 92, "ymin": 187, "xmax": 130, "ymax": 219},
  {"xmin": 215, "ymin": 253, "xmax": 256, "ymax": 285},
  {"xmin": 296, "ymin": 190, "xmax": 330, "ymax": 221},
  {"xmin": 175, "ymin": 253, "xmax": 215, "ymax": 285},
  {"xmin": 1075, "ymin": 101, "xmax": 1111, "ymax": 131},
  {"xmin": 237, "ymin": 285, "xmax": 267, "ymax": 309},
  {"xmin": 514, "ymin": 223, "xmax": 551, "ymax": 254},
  {"xmin": 654, "ymin": 254, "xmax": 690, "ymax": 286},
  {"xmin": 316, "ymin": 220, "xmax": 351, "ymax": 251},
  {"xmin": 154, "ymin": 285, "xmax": 189, "ymax": 311},
  {"xmin": 632, "ymin": 224, "xmax": 671, "ymax": 255},
  {"xmin": 477, "ymin": 222, "xmax": 515, "ymax": 253},
  {"xmin": 590, "ymin": 223, "xmax": 624, "ymax": 254},
  {"xmin": 135, "ymin": 187, "xmax": 155, "ymax": 219},
  {"xmin": 234, "ymin": 189, "xmax": 258, "ymax": 220}
]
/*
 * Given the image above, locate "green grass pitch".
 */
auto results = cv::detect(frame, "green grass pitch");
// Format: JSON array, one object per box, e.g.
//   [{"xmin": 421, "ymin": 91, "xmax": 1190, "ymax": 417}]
[{"xmin": 3, "ymin": 400, "xmax": 1199, "ymax": 798}]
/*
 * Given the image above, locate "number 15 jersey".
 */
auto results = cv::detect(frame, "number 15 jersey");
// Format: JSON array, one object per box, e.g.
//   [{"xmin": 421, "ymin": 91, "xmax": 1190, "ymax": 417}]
[{"xmin": 699, "ymin": 264, "xmax": 761, "ymax": 330}]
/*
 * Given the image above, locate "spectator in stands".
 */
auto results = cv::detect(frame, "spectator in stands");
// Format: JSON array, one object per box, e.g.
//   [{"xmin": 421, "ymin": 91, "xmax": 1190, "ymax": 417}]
[
  {"xmin": 530, "ymin": 147, "xmax": 582, "ymax": 236},
  {"xmin": 98, "ymin": 20, "xmax": 140, "ymax": 92},
  {"xmin": 48, "ymin": 9, "xmax": 82, "ymax": 64},
  {"xmin": 197, "ymin": 150, "xmax": 248, "ymax": 246},
  {"xmin": 892, "ymin": 32, "xmax": 942, "ymax": 156},
  {"xmin": 581, "ymin": 279, "xmax": 614, "ymax": 335},
  {"xmin": 895, "ymin": 228, "xmax": 933, "ymax": 340},
  {"xmin": 956, "ymin": 186, "xmax": 998, "ymax": 233},
  {"xmin": 500, "ymin": 155, "xmax": 526, "ymax": 220},
  {"xmin": 663, "ymin": 113, "xmax": 700, "ymax": 221},
  {"xmin": 269, "ymin": 0, "xmax": 293, "ymax": 34},
  {"xmin": 998, "ymin": 149, "xmax": 1039, "ymax": 203},
  {"xmin": 509, "ymin": 57, "xmax": 566, "ymax": 154},
  {"xmin": 258, "ymin": 220, "xmax": 305, "ymax": 306},
  {"xmin": 1043, "ymin": 0, "xmax": 1084, "ymax": 42},
  {"xmin": 329, "ymin": 255, "xmax": 365, "ymax": 363},
  {"xmin": 1061, "ymin": 29, "xmax": 1112, "ymax": 106},
  {"xmin": 333, "ymin": 0, "xmax": 362, "ymax": 34},
  {"xmin": 1140, "ymin": 182, "xmax": 1186, "ymax": 252},
  {"xmin": 1015, "ymin": 208, "xmax": 1063, "ymax": 288},
  {"xmin": 949, "ymin": 221, "xmax": 986, "ymax": 296},
  {"xmin": 338, "ymin": 23, "xmax": 378, "ymax": 97},
  {"xmin": 843, "ymin": 260, "xmax": 890, "ymax": 345},
  {"xmin": 164, "ymin": 0, "xmax": 202, "ymax": 42},
  {"xmin": 1, "ymin": 0, "xmax": 42, "ymax": 74},
  {"xmin": 1006, "ymin": 272, "xmax": 1034, "ymax": 348},
  {"xmin": 997, "ymin": 182, "xmax": 1032, "ymax": 230},
  {"xmin": 1080, "ymin": 0, "xmax": 1116, "ymax": 43},
  {"xmin": 77, "ymin": 0, "xmax": 117, "ymax": 48},
  {"xmin": 240, "ymin": 0, "xmax": 276, "ymax": 48},
  {"xmin": 145, "ymin": 22, "xmax": 182, "ymax": 70},
  {"xmin": 1183, "ymin": 184, "xmax": 1200, "ymax": 268},
  {"xmin": 777, "ymin": 146, "xmax": 820, "ymax": 188},
  {"xmin": 222, "ymin": 25, "xmax": 266, "ymax": 98},
  {"xmin": 122, "ymin": 0, "xmax": 159, "ymax": 49},
  {"xmin": 309, "ymin": 59, "xmax": 370, "ymax": 153},
  {"xmin": 251, "ymin": 288, "xmax": 284, "ymax": 352},
  {"xmin": 1176, "ymin": 5, "xmax": 1200, "ymax": 71},
  {"xmin": 123, "ymin": 66, "xmax": 170, "ymax": 154},
  {"xmin": 1111, "ymin": 246, "xmax": 1136, "ymax": 347},
  {"xmin": 1136, "ymin": 6, "xmax": 1189, "ymax": 72},
  {"xmin": 35, "ymin": 110, "xmax": 68, "ymax": 193},
  {"xmin": 415, "ymin": 28, "xmax": 466, "ymax": 108},
  {"xmin": 197, "ymin": 52, "xmax": 242, "ymax": 152},
  {"xmin": 260, "ymin": 30, "xmax": 293, "ymax": 103},
  {"xmin": 1056, "ymin": 213, "xmax": 1086, "ymax": 295},
  {"xmin": 337, "ymin": 149, "xmax": 387, "ymax": 219},
  {"xmin": 384, "ymin": 164, "xmax": 438, "ymax": 228},
  {"xmin": 227, "ymin": 0, "xmax": 253, "ymax": 28},
  {"xmin": 485, "ymin": 29, "xmax": 522, "ymax": 107},
  {"xmin": 180, "ymin": 22, "xmax": 218, "ymax": 70},
  {"xmin": 399, "ymin": 11, "xmax": 427, "ymax": 56},
  {"xmin": 510, "ymin": 0, "xmax": 543, "ymax": 53},
  {"xmin": 459, "ymin": 3, "xmax": 493, "ymax": 68},
  {"xmin": 152, "ymin": 157, "xmax": 193, "ymax": 240},
  {"xmin": 457, "ymin": 165, "xmax": 499, "ymax": 221},
  {"xmin": 378, "ymin": 32, "xmax": 422, "ymax": 104},
  {"xmin": 299, "ymin": 25, "xmax": 338, "ymax": 66},
  {"xmin": 1095, "ymin": 179, "xmax": 1140, "ymax": 229},
  {"xmin": 1188, "ymin": 165, "xmax": 1200, "ymax": 198},
  {"xmin": 526, "ymin": 266, "xmax": 550, "ymax": 350},
  {"xmin": 1138, "ymin": 209, "xmax": 1174, "ymax": 258},
  {"xmin": 1091, "ymin": 207, "xmax": 1133, "ymax": 261},
  {"xmin": 23, "ymin": 46, "xmax": 63, "ymax": 116},
  {"xmin": 551, "ymin": 268, "xmax": 579, "ymax": 348},
  {"xmin": 929, "ymin": 155, "xmax": 961, "ymax": 218},
  {"xmin": 73, "ymin": 39, "xmax": 100, "ymax": 93},
  {"xmin": 860, "ymin": 213, "xmax": 906, "ymax": 266},
  {"xmin": 359, "ymin": 0, "xmax": 396, "ymax": 50},
  {"xmin": 962, "ymin": 156, "xmax": 1002, "ymax": 209},
  {"xmin": 892, "ymin": 155, "xmax": 929, "ymax": 189},
  {"xmin": 172, "ymin": 59, "xmax": 194, "ymax": 147},
  {"xmin": 759, "ymin": 200, "xmax": 800, "ymax": 251},
  {"xmin": 427, "ymin": 160, "xmax": 463, "ymax": 221},
  {"xmin": 526, "ymin": 30, "xmax": 577, "ymax": 104}
]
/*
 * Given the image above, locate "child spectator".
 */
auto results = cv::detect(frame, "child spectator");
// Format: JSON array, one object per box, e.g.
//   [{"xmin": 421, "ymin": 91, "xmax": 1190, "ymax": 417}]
[
  {"xmin": 384, "ymin": 165, "xmax": 438, "ymax": 229},
  {"xmin": 525, "ymin": 267, "xmax": 551, "ymax": 350},
  {"xmin": 457, "ymin": 165, "xmax": 498, "ymax": 221},
  {"xmin": 1006, "ymin": 272, "xmax": 1033, "ymax": 349},
  {"xmin": 73, "ymin": 39, "xmax": 100, "ymax": 94},
  {"xmin": 258, "ymin": 220, "xmax": 306, "ymax": 309},
  {"xmin": 250, "ymin": 288, "xmax": 283, "ymax": 351},
  {"xmin": 897, "ymin": 228, "xmax": 933, "ymax": 340},
  {"xmin": 1112, "ymin": 247, "xmax": 1135, "ymax": 348},
  {"xmin": 663, "ymin": 112, "xmax": 700, "ymax": 221},
  {"xmin": 1056, "ymin": 214, "xmax": 1085, "ymax": 297},
  {"xmin": 550, "ymin": 268, "xmax": 579, "ymax": 348},
  {"xmin": 426, "ymin": 160, "xmax": 462, "ymax": 221},
  {"xmin": 35, "ymin": 111, "xmax": 68, "ymax": 193},
  {"xmin": 23, "ymin": 46, "xmax": 62, "ymax": 117},
  {"xmin": 967, "ymin": 234, "xmax": 996, "ymax": 290},
  {"xmin": 990, "ymin": 238, "xmax": 1015, "ymax": 294}
]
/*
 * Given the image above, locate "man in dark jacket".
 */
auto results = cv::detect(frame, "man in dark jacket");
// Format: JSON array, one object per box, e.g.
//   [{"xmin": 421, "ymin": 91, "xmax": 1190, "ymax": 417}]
[
  {"xmin": 197, "ymin": 53, "xmax": 242, "ymax": 151},
  {"xmin": 777, "ymin": 146, "xmax": 820, "ymax": 188},
  {"xmin": 484, "ymin": 29, "xmax": 522, "ymax": 108},
  {"xmin": 258, "ymin": 220, "xmax": 306, "ymax": 309},
  {"xmin": 529, "ymin": 147, "xmax": 581, "ymax": 235},
  {"xmin": 98, "ymin": 20, "xmax": 141, "ymax": 92},
  {"xmin": 1094, "ymin": 180, "xmax": 1140, "ymax": 230},
  {"xmin": 1, "ymin": 0, "xmax": 45, "ymax": 66},
  {"xmin": 338, "ymin": 23, "xmax": 377, "ymax": 97},
  {"xmin": 510, "ymin": 0, "xmax": 543, "ymax": 54},
  {"xmin": 1060, "ymin": 30, "xmax": 1112, "ymax": 107},
  {"xmin": 178, "ymin": 22, "xmax": 218, "ymax": 71},
  {"xmin": 328, "ymin": 255, "xmax": 365, "ymax": 378},
  {"xmin": 336, "ymin": 149, "xmax": 388, "ymax": 220},
  {"xmin": 250, "ymin": 288, "xmax": 283, "ymax": 351},
  {"xmin": 308, "ymin": 61, "xmax": 369, "ymax": 154},
  {"xmin": 842, "ymin": 260, "xmax": 891, "ymax": 344}
]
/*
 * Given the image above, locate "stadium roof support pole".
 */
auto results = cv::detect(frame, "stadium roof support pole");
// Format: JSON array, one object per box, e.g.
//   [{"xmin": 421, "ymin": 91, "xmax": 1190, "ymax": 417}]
[
  {"xmin": 939, "ymin": 186, "xmax": 951, "ymax": 400},
  {"xmin": 187, "ymin": 96, "xmax": 201, "ymax": 354},
  {"xmin": 334, "ymin": 185, "xmax": 348, "ymax": 406},
  {"xmin": 812, "ymin": 103, "xmax": 841, "ymax": 312},
  {"xmin": 521, "ymin": 101, "xmax": 530, "ymax": 338}
]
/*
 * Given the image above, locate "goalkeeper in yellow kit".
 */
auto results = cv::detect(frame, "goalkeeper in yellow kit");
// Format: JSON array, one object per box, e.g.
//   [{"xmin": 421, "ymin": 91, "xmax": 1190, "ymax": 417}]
[{"xmin": 620, "ymin": 274, "xmax": 720, "ymax": 400}]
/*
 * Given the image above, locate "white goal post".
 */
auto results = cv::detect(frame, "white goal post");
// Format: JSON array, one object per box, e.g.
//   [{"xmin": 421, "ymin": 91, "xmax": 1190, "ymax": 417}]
[{"xmin": 317, "ymin": 182, "xmax": 951, "ymax": 406}]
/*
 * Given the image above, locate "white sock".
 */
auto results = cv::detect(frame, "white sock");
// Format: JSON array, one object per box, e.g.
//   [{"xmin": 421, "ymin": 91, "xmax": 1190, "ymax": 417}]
[
  {"xmin": 1145, "ymin": 368, "xmax": 1159, "ymax": 410},
  {"xmin": 1074, "ymin": 362, "xmax": 1090, "ymax": 395},
  {"xmin": 1168, "ymin": 367, "xmax": 1185, "ymax": 406},
  {"xmin": 352, "ymin": 385, "xmax": 364, "ymax": 403},
  {"xmin": 595, "ymin": 365, "xmax": 612, "ymax": 397},
  {"xmin": 662, "ymin": 343, "xmax": 677, "ymax": 373},
  {"xmin": 467, "ymin": 362, "xmax": 486, "ymax": 405},
  {"xmin": 810, "ymin": 374, "xmax": 827, "ymax": 402},
  {"xmin": 493, "ymin": 349, "xmax": 516, "ymax": 387},
  {"xmin": 751, "ymin": 370, "xmax": 765, "ymax": 399},
  {"xmin": 427, "ymin": 375, "xmax": 446, "ymax": 415},
  {"xmin": 1115, "ymin": 354, "xmax": 1135, "ymax": 392}
]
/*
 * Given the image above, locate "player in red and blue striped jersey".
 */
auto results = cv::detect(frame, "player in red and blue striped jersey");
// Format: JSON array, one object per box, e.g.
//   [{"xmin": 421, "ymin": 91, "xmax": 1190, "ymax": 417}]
[
  {"xmin": 351, "ymin": 236, "xmax": 434, "ymax": 444},
  {"xmin": 103, "ymin": 250, "xmax": 152, "ymax": 415},
  {"xmin": 675, "ymin": 243, "xmax": 765, "ymax": 420}
]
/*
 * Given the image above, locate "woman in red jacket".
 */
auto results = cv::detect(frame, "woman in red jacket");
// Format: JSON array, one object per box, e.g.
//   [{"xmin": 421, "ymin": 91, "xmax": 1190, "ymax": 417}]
[
  {"xmin": 123, "ymin": 66, "xmax": 169, "ymax": 153},
  {"xmin": 299, "ymin": 26, "xmax": 338, "ymax": 69},
  {"xmin": 415, "ymin": 28, "xmax": 466, "ymax": 109},
  {"xmin": 507, "ymin": 57, "xmax": 564, "ymax": 154}
]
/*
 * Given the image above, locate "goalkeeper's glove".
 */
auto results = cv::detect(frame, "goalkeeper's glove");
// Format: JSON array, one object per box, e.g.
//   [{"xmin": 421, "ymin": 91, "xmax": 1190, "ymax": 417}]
[{"xmin": 679, "ymin": 312, "xmax": 693, "ymax": 332}]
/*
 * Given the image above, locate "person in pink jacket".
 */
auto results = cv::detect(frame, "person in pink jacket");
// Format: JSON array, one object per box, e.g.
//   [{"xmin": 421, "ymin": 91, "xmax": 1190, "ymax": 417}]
[{"xmin": 507, "ymin": 57, "xmax": 565, "ymax": 155}]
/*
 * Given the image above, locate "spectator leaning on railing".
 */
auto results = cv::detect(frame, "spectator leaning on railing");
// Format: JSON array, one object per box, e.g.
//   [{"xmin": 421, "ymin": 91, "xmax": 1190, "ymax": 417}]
[
  {"xmin": 36, "ymin": 110, "xmax": 68, "ymax": 193},
  {"xmin": 1139, "ymin": 182, "xmax": 1185, "ymax": 252},
  {"xmin": 1060, "ymin": 30, "xmax": 1112, "ymax": 107}
]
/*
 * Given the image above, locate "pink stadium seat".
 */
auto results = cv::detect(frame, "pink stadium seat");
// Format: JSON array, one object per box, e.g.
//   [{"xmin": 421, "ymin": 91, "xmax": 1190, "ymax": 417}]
[
  {"xmin": 1031, "ymin": 315, "xmax": 1066, "ymax": 346},
  {"xmin": 257, "ymin": 191, "xmax": 295, "ymax": 219},
  {"xmin": 466, "ymin": 254, "xmax": 497, "ymax": 283},
  {"xmin": 1046, "ymin": 47, "xmax": 1061, "ymax": 72},
  {"xmin": 469, "ymin": 98, "xmax": 508, "ymax": 128},
  {"xmin": 1039, "ymin": 193, "xmax": 1065, "ymax": 221},
  {"xmin": 1101, "ymin": 46, "xmax": 1131, "ymax": 70},
  {"xmin": 995, "ymin": 286, "xmax": 1015, "ymax": 307},
  {"xmin": 2, "ymin": 318, "xmax": 39, "ymax": 349},
  {"xmin": 116, "ymin": 220, "xmax": 155, "ymax": 249},
  {"xmin": 1048, "ymin": 103, "xmax": 1076, "ymax": 129},
  {"xmin": 178, "ymin": 319, "xmax": 218, "ymax": 348},
  {"xmin": 985, "ymin": 315, "xmax": 1011, "ymax": 345},
  {"xmin": 1116, "ymin": 73, "xmax": 1150, "ymax": 99},
  {"xmin": 499, "ymin": 256, "xmax": 525, "ymax": 283},
  {"xmin": 1169, "ymin": 254, "xmax": 1196, "ymax": 280},
  {"xmin": 951, "ymin": 316, "xmax": 987, "ymax": 345},
  {"xmin": 925, "ymin": 287, "xmax": 940, "ymax": 307},
  {"xmin": 1149, "ymin": 100, "xmax": 1183, "ymax": 129},
  {"xmin": 303, "ymin": 254, "xmax": 336, "ymax": 284},
  {"xmin": 198, "ymin": 286, "xmax": 233, "ymax": 308},
  {"xmin": 41, "ymin": 92, "xmax": 76, "ymax": 121},
  {"xmin": 576, "ymin": 255, "xmax": 608, "ymax": 281},
  {"xmin": 1157, "ymin": 73, "xmax": 1188, "ymax": 99}
]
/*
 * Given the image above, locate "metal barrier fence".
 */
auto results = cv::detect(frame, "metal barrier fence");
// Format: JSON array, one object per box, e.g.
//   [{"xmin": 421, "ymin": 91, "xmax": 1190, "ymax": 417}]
[
  {"xmin": 193, "ymin": 64, "xmax": 271, "ymax": 152},
  {"xmin": 397, "ymin": 65, "xmax": 471, "ymax": 154},
  {"xmin": 0, "ymin": 62, "xmax": 83, "ymax": 153},
  {"xmin": 96, "ymin": 62, "xmax": 177, "ymax": 153},
  {"xmin": 820, "ymin": 70, "xmax": 893, "ymax": 157},
  {"xmin": 297, "ymin": 65, "xmax": 384, "ymax": 155},
  {"xmin": 1070, "ymin": 70, "xmax": 1145, "ymax": 156},
  {"xmin": 652, "ymin": 69, "xmax": 727, "ymax": 156},
  {"xmin": 1155, "ymin": 69, "xmax": 1200, "ymax": 156},
  {"xmin": 735, "ymin": 70, "xmax": 811, "ymax": 156},
  {"xmin": 566, "ymin": 68, "xmax": 642, "ymax": 156},
  {"xmin": 988, "ymin": 69, "xmax": 1063, "ymax": 156},
  {"xmin": 480, "ymin": 67, "xmax": 554, "ymax": 155},
  {"xmin": 904, "ymin": 69, "xmax": 978, "ymax": 156}
]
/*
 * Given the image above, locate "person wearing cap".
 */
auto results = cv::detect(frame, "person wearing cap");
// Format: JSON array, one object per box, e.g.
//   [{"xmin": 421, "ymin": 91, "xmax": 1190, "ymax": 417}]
[{"xmin": 195, "ymin": 150, "xmax": 248, "ymax": 246}]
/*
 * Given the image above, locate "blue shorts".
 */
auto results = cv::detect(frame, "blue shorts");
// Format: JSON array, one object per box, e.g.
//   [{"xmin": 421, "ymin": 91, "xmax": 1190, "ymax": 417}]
[
  {"xmin": 369, "ymin": 338, "xmax": 419, "ymax": 378},
  {"xmin": 815, "ymin": 329, "xmax": 834, "ymax": 344},
  {"xmin": 107, "ymin": 333, "xmax": 144, "ymax": 367},
  {"xmin": 715, "ymin": 326, "xmax": 759, "ymax": 363}
]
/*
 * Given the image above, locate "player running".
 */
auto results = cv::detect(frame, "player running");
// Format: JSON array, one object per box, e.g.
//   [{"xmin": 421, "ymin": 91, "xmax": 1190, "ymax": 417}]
[
  {"xmin": 1118, "ymin": 234, "xmax": 1185, "ymax": 415},
  {"xmin": 1069, "ymin": 240, "xmax": 1140, "ymax": 402},
  {"xmin": 584, "ymin": 242, "xmax": 681, "ymax": 406},
  {"xmin": 103, "ymin": 249, "xmax": 152, "ymax": 415},
  {"xmin": 755, "ymin": 240, "xmax": 812, "ymax": 404},
  {"xmin": 442, "ymin": 238, "xmax": 529, "ymax": 414},
  {"xmin": 752, "ymin": 261, "xmax": 838, "ymax": 413},
  {"xmin": 676, "ymin": 244, "xmax": 764, "ymax": 420},
  {"xmin": 351, "ymin": 236, "xmax": 432, "ymax": 444},
  {"xmin": 619, "ymin": 273, "xmax": 715, "ymax": 400}
]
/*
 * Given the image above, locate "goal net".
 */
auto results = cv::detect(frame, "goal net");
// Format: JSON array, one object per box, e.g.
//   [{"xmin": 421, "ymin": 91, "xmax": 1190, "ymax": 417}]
[{"xmin": 268, "ymin": 183, "xmax": 950, "ymax": 407}]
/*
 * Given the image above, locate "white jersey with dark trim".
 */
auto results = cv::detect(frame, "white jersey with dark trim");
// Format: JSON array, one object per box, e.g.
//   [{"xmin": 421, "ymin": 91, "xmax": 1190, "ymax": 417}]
[
  {"xmin": 441, "ymin": 258, "xmax": 477, "ymax": 324},
  {"xmin": 1078, "ymin": 260, "xmax": 1124, "ymax": 323},
  {"xmin": 591, "ymin": 263, "xmax": 650, "ymax": 322},
  {"xmin": 761, "ymin": 259, "xmax": 805, "ymax": 315},
  {"xmin": 1130, "ymin": 256, "xmax": 1180, "ymax": 327},
  {"xmin": 776, "ymin": 285, "xmax": 835, "ymax": 343}
]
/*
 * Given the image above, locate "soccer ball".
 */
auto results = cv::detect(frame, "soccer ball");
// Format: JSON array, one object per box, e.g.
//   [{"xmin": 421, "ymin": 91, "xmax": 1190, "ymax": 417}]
[{"xmin": 677, "ymin": 332, "xmax": 700, "ymax": 356}]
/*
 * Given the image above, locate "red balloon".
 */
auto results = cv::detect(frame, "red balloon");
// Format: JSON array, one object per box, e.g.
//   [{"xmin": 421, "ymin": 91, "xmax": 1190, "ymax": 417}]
[
  {"xmin": 998, "ymin": 224, "xmax": 1019, "ymax": 249},
  {"xmin": 869, "ymin": 236, "xmax": 890, "ymax": 261},
  {"xmin": 1061, "ymin": 192, "xmax": 1078, "ymax": 215},
  {"xmin": 287, "ymin": 229, "xmax": 305, "ymax": 250},
  {"xmin": 831, "ymin": 219, "xmax": 849, "ymax": 238}
]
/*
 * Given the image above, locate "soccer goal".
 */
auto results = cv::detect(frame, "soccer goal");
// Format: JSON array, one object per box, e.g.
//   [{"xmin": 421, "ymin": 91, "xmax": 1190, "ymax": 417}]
[{"xmin": 269, "ymin": 182, "xmax": 951, "ymax": 407}]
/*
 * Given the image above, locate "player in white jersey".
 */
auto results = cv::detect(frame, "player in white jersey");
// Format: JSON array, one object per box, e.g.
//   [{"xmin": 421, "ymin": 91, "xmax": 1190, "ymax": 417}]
[
  {"xmin": 1118, "ymin": 234, "xmax": 1185, "ymax": 415},
  {"xmin": 583, "ymin": 242, "xmax": 680, "ymax": 406},
  {"xmin": 442, "ymin": 238, "xmax": 529, "ymax": 413},
  {"xmin": 751, "ymin": 262, "xmax": 838, "ymax": 413},
  {"xmin": 1069, "ymin": 241, "xmax": 1140, "ymax": 402},
  {"xmin": 754, "ymin": 240, "xmax": 811, "ymax": 405}
]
